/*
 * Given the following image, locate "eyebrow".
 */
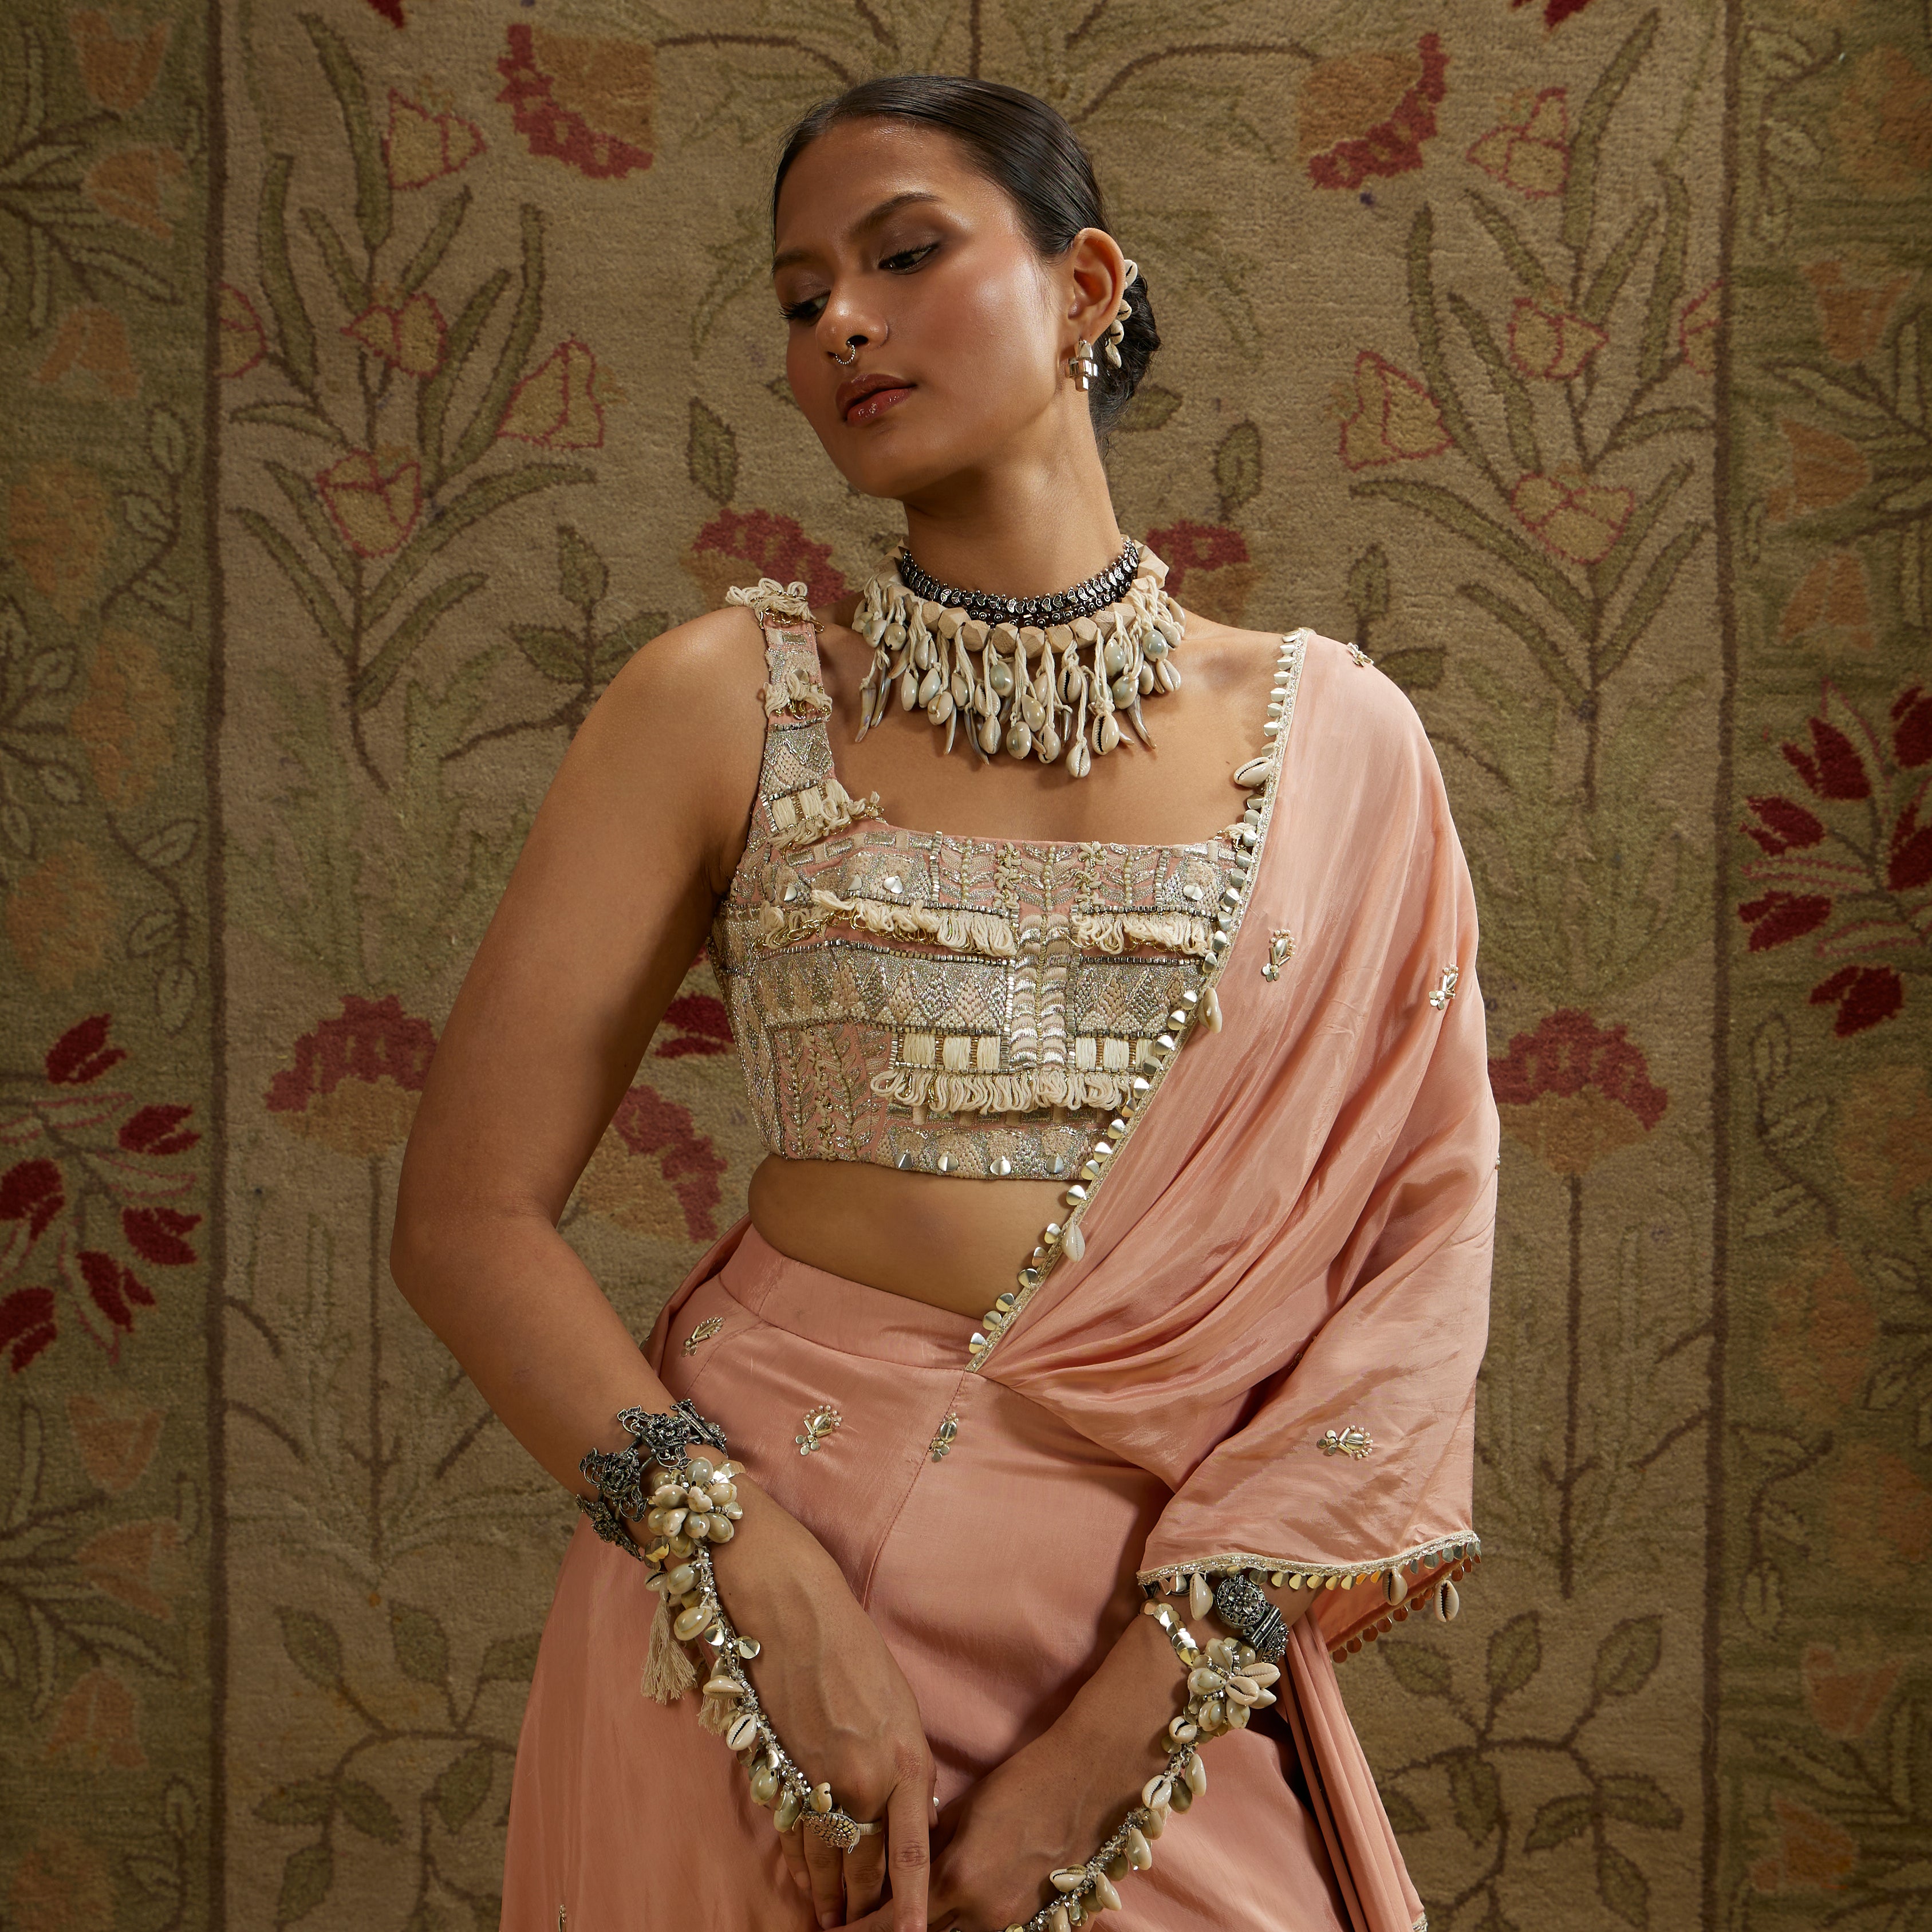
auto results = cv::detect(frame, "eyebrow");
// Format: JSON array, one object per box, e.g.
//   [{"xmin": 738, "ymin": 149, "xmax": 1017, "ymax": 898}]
[{"xmin": 771, "ymin": 191, "xmax": 944, "ymax": 275}]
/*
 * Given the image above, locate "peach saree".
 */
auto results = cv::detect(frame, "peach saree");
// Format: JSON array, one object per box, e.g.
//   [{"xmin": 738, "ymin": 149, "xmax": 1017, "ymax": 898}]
[{"xmin": 502, "ymin": 633, "xmax": 1497, "ymax": 1931}]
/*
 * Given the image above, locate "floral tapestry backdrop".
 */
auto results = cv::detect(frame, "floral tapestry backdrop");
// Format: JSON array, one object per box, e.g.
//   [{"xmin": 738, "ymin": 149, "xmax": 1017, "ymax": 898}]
[{"xmin": 0, "ymin": 1, "xmax": 1925, "ymax": 1927}]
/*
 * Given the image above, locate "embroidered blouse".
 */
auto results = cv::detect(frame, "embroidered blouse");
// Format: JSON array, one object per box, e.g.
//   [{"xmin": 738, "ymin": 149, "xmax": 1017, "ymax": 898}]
[{"xmin": 709, "ymin": 580, "xmax": 1270, "ymax": 1185}]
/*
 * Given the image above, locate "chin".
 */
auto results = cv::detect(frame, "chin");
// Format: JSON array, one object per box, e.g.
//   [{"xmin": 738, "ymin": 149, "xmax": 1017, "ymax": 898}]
[{"xmin": 821, "ymin": 404, "xmax": 1035, "ymax": 504}]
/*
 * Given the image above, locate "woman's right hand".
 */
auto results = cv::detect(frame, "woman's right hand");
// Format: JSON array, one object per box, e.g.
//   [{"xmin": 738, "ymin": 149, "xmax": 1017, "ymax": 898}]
[{"xmin": 714, "ymin": 1478, "xmax": 934, "ymax": 1930}]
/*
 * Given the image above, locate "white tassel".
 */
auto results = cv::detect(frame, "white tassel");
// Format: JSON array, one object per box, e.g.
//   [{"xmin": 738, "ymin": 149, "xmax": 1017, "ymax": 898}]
[
  {"xmin": 640, "ymin": 1592, "xmax": 697, "ymax": 1704},
  {"xmin": 1071, "ymin": 911, "xmax": 1214, "ymax": 957}
]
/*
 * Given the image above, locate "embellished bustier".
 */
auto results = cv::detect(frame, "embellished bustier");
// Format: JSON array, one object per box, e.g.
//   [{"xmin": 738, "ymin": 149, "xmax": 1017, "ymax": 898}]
[{"xmin": 709, "ymin": 582, "xmax": 1256, "ymax": 1182}]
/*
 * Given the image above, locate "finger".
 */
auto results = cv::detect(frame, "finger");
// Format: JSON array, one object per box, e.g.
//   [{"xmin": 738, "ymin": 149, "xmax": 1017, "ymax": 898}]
[
  {"xmin": 777, "ymin": 1823, "xmax": 811, "ymax": 1899},
  {"xmin": 801, "ymin": 1812, "xmax": 846, "ymax": 1931},
  {"xmin": 885, "ymin": 1771, "xmax": 930, "ymax": 1932},
  {"xmin": 842, "ymin": 1827, "xmax": 887, "ymax": 1921}
]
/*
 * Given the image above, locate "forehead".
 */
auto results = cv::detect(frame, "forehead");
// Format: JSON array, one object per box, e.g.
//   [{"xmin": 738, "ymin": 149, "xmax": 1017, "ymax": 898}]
[{"xmin": 772, "ymin": 117, "xmax": 1014, "ymax": 256}]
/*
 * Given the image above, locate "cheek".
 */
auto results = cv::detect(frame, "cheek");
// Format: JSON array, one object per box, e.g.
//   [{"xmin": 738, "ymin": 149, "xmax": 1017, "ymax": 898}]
[
  {"xmin": 913, "ymin": 263, "xmax": 1059, "ymax": 416},
  {"xmin": 785, "ymin": 328, "xmax": 843, "ymax": 441}
]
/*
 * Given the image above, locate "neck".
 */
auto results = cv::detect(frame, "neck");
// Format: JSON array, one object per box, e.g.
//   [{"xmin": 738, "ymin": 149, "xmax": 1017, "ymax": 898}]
[{"xmin": 893, "ymin": 404, "xmax": 1124, "ymax": 600}]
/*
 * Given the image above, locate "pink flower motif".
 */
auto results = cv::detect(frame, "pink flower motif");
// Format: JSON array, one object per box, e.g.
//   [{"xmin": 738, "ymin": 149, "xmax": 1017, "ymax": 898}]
[
  {"xmin": 608, "ymin": 1086, "xmax": 725, "ymax": 1241},
  {"xmin": 687, "ymin": 508, "xmax": 846, "ymax": 609},
  {"xmin": 654, "ymin": 994, "xmax": 733, "ymax": 1059},
  {"xmin": 1743, "ymin": 797, "xmax": 1826, "ymax": 857},
  {"xmin": 217, "ymin": 284, "xmax": 266, "ymax": 380},
  {"xmin": 1303, "ymin": 33, "xmax": 1449, "ymax": 191},
  {"xmin": 1511, "ymin": 468, "xmax": 1633, "ymax": 565},
  {"xmin": 498, "ymin": 340, "xmax": 603, "ymax": 449},
  {"xmin": 496, "ymin": 24, "xmax": 654, "ymax": 182},
  {"xmin": 1338, "ymin": 350, "xmax": 1449, "ymax": 469},
  {"xmin": 0, "ymin": 1287, "xmax": 57, "ymax": 1372},
  {"xmin": 1811, "ymin": 966, "xmax": 1906, "ymax": 1038},
  {"xmin": 1467, "ymin": 87, "xmax": 1570, "ymax": 196},
  {"xmin": 344, "ymin": 291, "xmax": 445, "ymax": 377},
  {"xmin": 1783, "ymin": 714, "xmax": 1873, "ymax": 802},
  {"xmin": 45, "ymin": 1014, "xmax": 126, "ymax": 1086},
  {"xmin": 317, "ymin": 447, "xmax": 421, "ymax": 558},
  {"xmin": 1144, "ymin": 520, "xmax": 1251, "ymax": 597},
  {"xmin": 1892, "ymin": 686, "xmax": 1932, "ymax": 767},
  {"xmin": 1738, "ymin": 890, "xmax": 1834, "ymax": 953},
  {"xmin": 121, "ymin": 1207, "xmax": 198, "ymax": 1268},
  {"xmin": 1508, "ymin": 298, "xmax": 1607, "ymax": 380},
  {"xmin": 266, "ymin": 994, "xmax": 437, "ymax": 1159},
  {"xmin": 384, "ymin": 91, "xmax": 485, "ymax": 190},
  {"xmin": 1488, "ymin": 1008, "xmax": 1667, "ymax": 1174}
]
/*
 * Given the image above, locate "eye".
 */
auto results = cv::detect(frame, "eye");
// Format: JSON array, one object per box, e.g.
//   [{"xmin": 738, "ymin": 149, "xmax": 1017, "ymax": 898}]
[
  {"xmin": 881, "ymin": 242, "xmax": 937, "ymax": 274},
  {"xmin": 779, "ymin": 292, "xmax": 827, "ymax": 324}
]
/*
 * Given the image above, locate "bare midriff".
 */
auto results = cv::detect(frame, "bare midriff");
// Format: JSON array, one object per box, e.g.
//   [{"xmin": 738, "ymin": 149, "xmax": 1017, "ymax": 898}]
[{"xmin": 747, "ymin": 1156, "xmax": 1066, "ymax": 1318}]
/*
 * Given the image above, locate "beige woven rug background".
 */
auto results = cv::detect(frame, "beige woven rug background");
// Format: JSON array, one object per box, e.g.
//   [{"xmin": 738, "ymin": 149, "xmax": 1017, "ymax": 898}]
[{"xmin": 2, "ymin": 2, "xmax": 1927, "ymax": 1927}]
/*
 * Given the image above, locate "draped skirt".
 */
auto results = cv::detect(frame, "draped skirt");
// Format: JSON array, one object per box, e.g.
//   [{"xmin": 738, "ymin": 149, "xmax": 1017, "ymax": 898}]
[{"xmin": 500, "ymin": 1228, "xmax": 1353, "ymax": 1931}]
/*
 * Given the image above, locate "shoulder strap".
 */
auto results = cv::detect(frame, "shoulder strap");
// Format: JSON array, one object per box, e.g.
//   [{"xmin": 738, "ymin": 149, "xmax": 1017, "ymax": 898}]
[{"xmin": 723, "ymin": 578, "xmax": 880, "ymax": 855}]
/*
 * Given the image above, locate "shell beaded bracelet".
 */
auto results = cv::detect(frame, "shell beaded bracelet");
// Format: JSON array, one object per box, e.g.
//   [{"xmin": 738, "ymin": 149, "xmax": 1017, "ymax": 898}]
[{"xmin": 578, "ymin": 1401, "xmax": 881, "ymax": 1853}]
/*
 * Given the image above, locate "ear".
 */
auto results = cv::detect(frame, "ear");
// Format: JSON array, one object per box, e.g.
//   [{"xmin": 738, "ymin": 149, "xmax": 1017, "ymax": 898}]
[{"xmin": 1062, "ymin": 227, "xmax": 1128, "ymax": 346}]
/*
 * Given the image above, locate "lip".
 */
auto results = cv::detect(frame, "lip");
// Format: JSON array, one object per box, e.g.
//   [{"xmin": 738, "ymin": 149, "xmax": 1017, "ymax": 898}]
[{"xmin": 837, "ymin": 372, "xmax": 914, "ymax": 424}]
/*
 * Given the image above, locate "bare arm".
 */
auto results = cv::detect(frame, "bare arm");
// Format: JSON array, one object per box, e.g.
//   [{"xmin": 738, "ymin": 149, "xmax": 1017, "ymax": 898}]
[{"xmin": 391, "ymin": 610, "xmax": 932, "ymax": 1929}]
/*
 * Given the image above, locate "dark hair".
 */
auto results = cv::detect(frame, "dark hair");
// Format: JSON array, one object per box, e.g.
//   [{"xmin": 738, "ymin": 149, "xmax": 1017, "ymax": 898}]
[{"xmin": 772, "ymin": 75, "xmax": 1160, "ymax": 436}]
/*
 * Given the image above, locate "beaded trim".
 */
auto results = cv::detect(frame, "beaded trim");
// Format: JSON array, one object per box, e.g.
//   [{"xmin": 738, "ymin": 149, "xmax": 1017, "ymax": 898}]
[
  {"xmin": 964, "ymin": 629, "xmax": 1310, "ymax": 1374},
  {"xmin": 897, "ymin": 538, "xmax": 1141, "ymax": 628}
]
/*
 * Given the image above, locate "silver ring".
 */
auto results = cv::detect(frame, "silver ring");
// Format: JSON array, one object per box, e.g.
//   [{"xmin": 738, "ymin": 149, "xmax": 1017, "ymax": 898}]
[
  {"xmin": 834, "ymin": 339, "xmax": 859, "ymax": 365},
  {"xmin": 848, "ymin": 1819, "xmax": 885, "ymax": 1838}
]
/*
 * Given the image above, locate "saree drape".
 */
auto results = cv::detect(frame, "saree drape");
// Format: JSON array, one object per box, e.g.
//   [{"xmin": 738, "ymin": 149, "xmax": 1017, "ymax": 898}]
[{"xmin": 502, "ymin": 633, "xmax": 1496, "ymax": 1932}]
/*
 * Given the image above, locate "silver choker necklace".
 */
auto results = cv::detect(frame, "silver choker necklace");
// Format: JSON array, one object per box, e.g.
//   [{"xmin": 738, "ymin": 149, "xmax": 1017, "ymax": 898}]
[{"xmin": 853, "ymin": 543, "xmax": 1184, "ymax": 779}]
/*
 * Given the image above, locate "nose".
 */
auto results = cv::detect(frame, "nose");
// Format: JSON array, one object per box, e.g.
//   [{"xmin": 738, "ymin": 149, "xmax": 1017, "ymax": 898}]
[{"xmin": 817, "ymin": 283, "xmax": 885, "ymax": 364}]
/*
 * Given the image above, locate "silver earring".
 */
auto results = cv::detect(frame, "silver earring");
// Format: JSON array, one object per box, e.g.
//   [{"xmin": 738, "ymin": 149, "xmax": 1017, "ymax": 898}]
[
  {"xmin": 834, "ymin": 338, "xmax": 859, "ymax": 366},
  {"xmin": 1103, "ymin": 259, "xmax": 1138, "ymax": 369},
  {"xmin": 1068, "ymin": 338, "xmax": 1097, "ymax": 391}
]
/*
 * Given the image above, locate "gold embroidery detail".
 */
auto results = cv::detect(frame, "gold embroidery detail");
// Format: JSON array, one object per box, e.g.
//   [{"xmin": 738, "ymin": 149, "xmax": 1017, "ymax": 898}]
[
  {"xmin": 1319, "ymin": 1425, "xmax": 1374, "ymax": 1460},
  {"xmin": 928, "ymin": 1412, "xmax": 959, "ymax": 1462},
  {"xmin": 1346, "ymin": 641, "xmax": 1373, "ymax": 667},
  {"xmin": 1261, "ymin": 929, "xmax": 1296, "ymax": 980},
  {"xmin": 1428, "ymin": 964, "xmax": 1460, "ymax": 1010},
  {"xmin": 683, "ymin": 1315, "xmax": 725, "ymax": 1355},
  {"xmin": 795, "ymin": 1403, "xmax": 842, "ymax": 1455}
]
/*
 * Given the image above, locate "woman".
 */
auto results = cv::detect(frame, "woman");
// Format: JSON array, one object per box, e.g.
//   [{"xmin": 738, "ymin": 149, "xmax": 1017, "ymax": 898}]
[{"xmin": 392, "ymin": 75, "xmax": 1495, "ymax": 1932}]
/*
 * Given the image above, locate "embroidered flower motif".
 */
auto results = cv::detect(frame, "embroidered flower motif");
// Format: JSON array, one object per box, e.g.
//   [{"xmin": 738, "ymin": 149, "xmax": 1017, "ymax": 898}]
[
  {"xmin": 683, "ymin": 508, "xmax": 846, "ymax": 613},
  {"xmin": 1894, "ymin": 686, "xmax": 1932, "ymax": 768},
  {"xmin": 34, "ymin": 306, "xmax": 140, "ymax": 401},
  {"xmin": 1679, "ymin": 282, "xmax": 1721, "ymax": 378},
  {"xmin": 1143, "ymin": 519, "xmax": 1256, "ymax": 625},
  {"xmin": 84, "ymin": 145, "xmax": 187, "ymax": 239},
  {"xmin": 69, "ymin": 10, "xmax": 169, "ymax": 114},
  {"xmin": 0, "ymin": 1288, "xmax": 58, "ymax": 1373},
  {"xmin": 8, "ymin": 459, "xmax": 112, "ymax": 621},
  {"xmin": 317, "ymin": 447, "xmax": 421, "ymax": 558},
  {"xmin": 1779, "ymin": 550, "xmax": 1874, "ymax": 658},
  {"xmin": 1801, "ymin": 259, "xmax": 1914, "ymax": 363},
  {"xmin": 6, "ymin": 843, "xmax": 115, "ymax": 992},
  {"xmin": 46, "ymin": 1669, "xmax": 146, "ymax": 1770},
  {"xmin": 73, "ymin": 1517, "xmax": 180, "ymax": 1619},
  {"xmin": 498, "ymin": 340, "xmax": 603, "ymax": 449},
  {"xmin": 574, "ymin": 1083, "xmax": 727, "ymax": 1242},
  {"xmin": 1809, "ymin": 966, "xmax": 1905, "ymax": 1038},
  {"xmin": 1508, "ymin": 298, "xmax": 1607, "ymax": 381},
  {"xmin": 1336, "ymin": 351, "xmax": 1450, "ymax": 470},
  {"xmin": 1829, "ymin": 44, "xmax": 1932, "ymax": 196},
  {"xmin": 384, "ymin": 90, "xmax": 486, "ymax": 189},
  {"xmin": 217, "ymin": 283, "xmax": 267, "ymax": 379},
  {"xmin": 6, "ymin": 1830, "xmax": 117, "ymax": 1931},
  {"xmin": 1511, "ymin": 467, "xmax": 1634, "ymax": 565},
  {"xmin": 1749, "ymin": 1796, "xmax": 1858, "ymax": 1894},
  {"xmin": 265, "ymin": 995, "xmax": 437, "ymax": 1158},
  {"xmin": 1488, "ymin": 1009, "xmax": 1667, "ymax": 1175},
  {"xmin": 1513, "ymin": 0, "xmax": 1603, "ymax": 23},
  {"xmin": 654, "ymin": 993, "xmax": 733, "ymax": 1059},
  {"xmin": 1466, "ymin": 87, "xmax": 1570, "ymax": 196},
  {"xmin": 66, "ymin": 1392, "xmax": 164, "ymax": 1493},
  {"xmin": 344, "ymin": 291, "xmax": 445, "ymax": 377},
  {"xmin": 1299, "ymin": 33, "xmax": 1449, "ymax": 191},
  {"xmin": 1800, "ymin": 1643, "xmax": 1901, "ymax": 1741},
  {"xmin": 495, "ymin": 25, "xmax": 654, "ymax": 181},
  {"xmin": 1766, "ymin": 420, "xmax": 1869, "ymax": 525},
  {"xmin": 70, "ymin": 626, "xmax": 180, "ymax": 808},
  {"xmin": 795, "ymin": 1403, "xmax": 841, "ymax": 1455}
]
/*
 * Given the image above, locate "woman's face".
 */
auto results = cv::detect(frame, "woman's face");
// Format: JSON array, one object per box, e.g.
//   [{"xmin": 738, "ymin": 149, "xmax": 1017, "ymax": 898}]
[{"xmin": 772, "ymin": 119, "xmax": 1105, "ymax": 503}]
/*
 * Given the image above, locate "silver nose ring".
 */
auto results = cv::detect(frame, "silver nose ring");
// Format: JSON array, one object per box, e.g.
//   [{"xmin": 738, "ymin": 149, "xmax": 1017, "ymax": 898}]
[{"xmin": 834, "ymin": 338, "xmax": 859, "ymax": 365}]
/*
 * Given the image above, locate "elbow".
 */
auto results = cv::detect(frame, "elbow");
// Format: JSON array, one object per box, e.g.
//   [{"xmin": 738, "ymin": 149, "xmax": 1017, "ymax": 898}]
[{"xmin": 388, "ymin": 1158, "xmax": 451, "ymax": 1317}]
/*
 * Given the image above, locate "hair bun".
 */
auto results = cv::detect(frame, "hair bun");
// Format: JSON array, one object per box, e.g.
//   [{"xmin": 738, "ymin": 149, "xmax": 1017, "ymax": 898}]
[{"xmin": 1093, "ymin": 271, "xmax": 1159, "ymax": 435}]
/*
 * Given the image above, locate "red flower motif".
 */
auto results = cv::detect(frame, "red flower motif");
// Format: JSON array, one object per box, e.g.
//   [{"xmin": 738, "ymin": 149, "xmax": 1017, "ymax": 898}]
[
  {"xmin": 1783, "ymin": 716, "xmax": 1872, "ymax": 801},
  {"xmin": 121, "ymin": 1206, "xmax": 199, "ymax": 1267},
  {"xmin": 216, "ymin": 283, "xmax": 266, "ymax": 380},
  {"xmin": 1888, "ymin": 801, "xmax": 1932, "ymax": 891},
  {"xmin": 1489, "ymin": 1008, "xmax": 1666, "ymax": 1174},
  {"xmin": 1893, "ymin": 686, "xmax": 1932, "ymax": 767},
  {"xmin": 609, "ymin": 1086, "xmax": 725, "ymax": 1240},
  {"xmin": 1743, "ymin": 797, "xmax": 1826, "ymax": 856},
  {"xmin": 317, "ymin": 448, "xmax": 421, "ymax": 559},
  {"xmin": 1739, "ymin": 891, "xmax": 1834, "ymax": 952},
  {"xmin": 496, "ymin": 24, "xmax": 654, "ymax": 182},
  {"xmin": 1338, "ymin": 350, "xmax": 1449, "ymax": 469},
  {"xmin": 45, "ymin": 1014, "xmax": 126, "ymax": 1086},
  {"xmin": 266, "ymin": 994, "xmax": 437, "ymax": 1158},
  {"xmin": 1513, "ymin": 0, "xmax": 1602, "ymax": 23},
  {"xmin": 384, "ymin": 92, "xmax": 486, "ymax": 190},
  {"xmin": 1467, "ymin": 87, "xmax": 1570, "ymax": 196},
  {"xmin": 654, "ymin": 993, "xmax": 733, "ymax": 1059},
  {"xmin": 0, "ymin": 1287, "xmax": 57, "ymax": 1372},
  {"xmin": 1512, "ymin": 468, "xmax": 1633, "ymax": 565},
  {"xmin": 1811, "ymin": 966, "xmax": 1905, "ymax": 1038},
  {"xmin": 344, "ymin": 291, "xmax": 445, "ymax": 377},
  {"xmin": 361, "ymin": 0, "xmax": 405, "ymax": 25},
  {"xmin": 1303, "ymin": 33, "xmax": 1449, "ymax": 191},
  {"xmin": 498, "ymin": 340, "xmax": 603, "ymax": 450},
  {"xmin": 1145, "ymin": 520, "xmax": 1252, "ymax": 596},
  {"xmin": 687, "ymin": 509, "xmax": 846, "ymax": 609},
  {"xmin": 1801, "ymin": 1645, "xmax": 1902, "ymax": 1741},
  {"xmin": 1, "ymin": 1160, "xmax": 65, "ymax": 1242},
  {"xmin": 78, "ymin": 1250, "xmax": 154, "ymax": 1331},
  {"xmin": 1508, "ymin": 298, "xmax": 1607, "ymax": 381},
  {"xmin": 118, "ymin": 1105, "xmax": 199, "ymax": 1156}
]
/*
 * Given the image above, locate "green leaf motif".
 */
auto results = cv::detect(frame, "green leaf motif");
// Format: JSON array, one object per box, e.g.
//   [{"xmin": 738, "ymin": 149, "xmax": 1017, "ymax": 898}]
[
  {"xmin": 301, "ymin": 205, "xmax": 363, "ymax": 314},
  {"xmin": 1600, "ymin": 1773, "xmax": 1683, "ymax": 1831},
  {"xmin": 1580, "ymin": 203, "xmax": 1658, "ymax": 328},
  {"xmin": 353, "ymin": 571, "xmax": 491, "ymax": 713},
  {"xmin": 389, "ymin": 1603, "xmax": 450, "ymax": 1686},
  {"xmin": 303, "ymin": 14, "xmax": 391, "ymax": 254},
  {"xmin": 1448, "ymin": 1753, "xmax": 1503, "ymax": 1845},
  {"xmin": 1379, "ymin": 1785, "xmax": 1430, "ymax": 1835},
  {"xmin": 1638, "ymin": 172, "xmax": 1689, "ymax": 385},
  {"xmin": 1379, "ymin": 647, "xmax": 1445, "ymax": 693},
  {"xmin": 1214, "ymin": 421, "xmax": 1262, "ymax": 518},
  {"xmin": 338, "ymin": 1776, "xmax": 403, "ymax": 1844},
  {"xmin": 275, "ymin": 1842, "xmax": 333, "ymax": 1926},
  {"xmin": 598, "ymin": 612, "xmax": 669, "ymax": 677},
  {"xmin": 513, "ymin": 625, "xmax": 588, "ymax": 684},
  {"xmin": 149, "ymin": 407, "xmax": 190, "ymax": 478},
  {"xmin": 1347, "ymin": 545, "xmax": 1390, "ymax": 626},
  {"xmin": 1114, "ymin": 384, "xmax": 1181, "ymax": 432},
  {"xmin": 1487, "ymin": 1611, "xmax": 1541, "ymax": 1700},
  {"xmin": 259, "ymin": 155, "xmax": 316, "ymax": 392},
  {"xmin": 254, "ymin": 1780, "xmax": 333, "ymax": 1828},
  {"xmin": 689, "ymin": 398, "xmax": 739, "ymax": 506},
  {"xmin": 403, "ymin": 187, "xmax": 471, "ymax": 295},
  {"xmin": 276, "ymin": 1606, "xmax": 343, "ymax": 1689},
  {"xmin": 1563, "ymin": 13, "xmax": 1660, "ymax": 257},
  {"xmin": 447, "ymin": 204, "xmax": 547, "ymax": 480},
  {"xmin": 433, "ymin": 1744, "xmax": 495, "ymax": 1834},
  {"xmin": 478, "ymin": 1632, "xmax": 542, "ymax": 1683},
  {"xmin": 1598, "ymin": 1839, "xmax": 1650, "ymax": 1929},
  {"xmin": 1379, "ymin": 1639, "xmax": 1453, "ymax": 1698},
  {"xmin": 1594, "ymin": 1615, "xmax": 1663, "ymax": 1701},
  {"xmin": 557, "ymin": 524, "xmax": 609, "ymax": 608},
  {"xmin": 1524, "ymin": 1791, "xmax": 1593, "ymax": 1852}
]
